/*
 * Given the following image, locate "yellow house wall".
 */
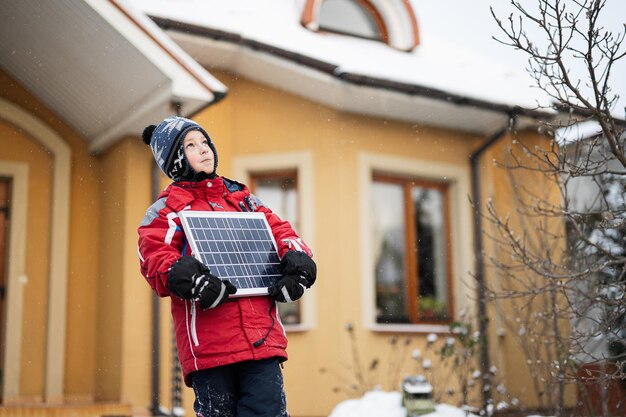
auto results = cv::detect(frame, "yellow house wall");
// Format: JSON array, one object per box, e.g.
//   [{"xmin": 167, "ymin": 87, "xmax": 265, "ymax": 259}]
[
  {"xmin": 177, "ymin": 72, "xmax": 482, "ymax": 416},
  {"xmin": 484, "ymin": 132, "xmax": 576, "ymax": 408},
  {"xmin": 0, "ymin": 62, "xmax": 572, "ymax": 416},
  {"xmin": 0, "ymin": 120, "xmax": 51, "ymax": 400},
  {"xmin": 0, "ymin": 68, "xmax": 100, "ymax": 402},
  {"xmin": 96, "ymin": 137, "xmax": 154, "ymax": 412}
]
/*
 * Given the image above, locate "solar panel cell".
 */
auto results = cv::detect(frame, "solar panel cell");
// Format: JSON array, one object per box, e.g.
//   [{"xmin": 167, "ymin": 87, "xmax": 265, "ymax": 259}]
[{"xmin": 178, "ymin": 211, "xmax": 282, "ymax": 297}]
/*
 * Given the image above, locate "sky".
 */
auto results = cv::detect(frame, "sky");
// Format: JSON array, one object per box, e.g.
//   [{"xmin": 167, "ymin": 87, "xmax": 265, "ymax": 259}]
[{"xmin": 412, "ymin": 0, "xmax": 626, "ymax": 119}]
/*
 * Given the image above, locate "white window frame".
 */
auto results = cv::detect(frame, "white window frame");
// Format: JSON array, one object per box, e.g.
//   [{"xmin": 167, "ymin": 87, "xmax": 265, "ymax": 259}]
[
  {"xmin": 233, "ymin": 152, "xmax": 316, "ymax": 331},
  {"xmin": 359, "ymin": 152, "xmax": 474, "ymax": 333}
]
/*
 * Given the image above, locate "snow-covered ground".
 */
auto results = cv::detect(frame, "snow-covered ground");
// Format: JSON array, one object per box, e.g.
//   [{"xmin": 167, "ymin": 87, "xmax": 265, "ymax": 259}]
[{"xmin": 328, "ymin": 391, "xmax": 479, "ymax": 417}]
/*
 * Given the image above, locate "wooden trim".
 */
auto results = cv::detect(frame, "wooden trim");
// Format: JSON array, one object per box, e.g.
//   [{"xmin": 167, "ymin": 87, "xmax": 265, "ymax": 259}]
[
  {"xmin": 401, "ymin": 0, "xmax": 420, "ymax": 48},
  {"xmin": 302, "ymin": 0, "xmax": 389, "ymax": 44},
  {"xmin": 360, "ymin": 153, "xmax": 474, "ymax": 331},
  {"xmin": 357, "ymin": 0, "xmax": 389, "ymax": 43},
  {"xmin": 300, "ymin": 0, "xmax": 320, "ymax": 28},
  {"xmin": 0, "ymin": 403, "xmax": 131, "ymax": 417},
  {"xmin": 372, "ymin": 172, "xmax": 453, "ymax": 325},
  {"xmin": 0, "ymin": 98, "xmax": 71, "ymax": 404},
  {"xmin": 404, "ymin": 182, "xmax": 418, "ymax": 323},
  {"xmin": 443, "ymin": 185, "xmax": 454, "ymax": 321}
]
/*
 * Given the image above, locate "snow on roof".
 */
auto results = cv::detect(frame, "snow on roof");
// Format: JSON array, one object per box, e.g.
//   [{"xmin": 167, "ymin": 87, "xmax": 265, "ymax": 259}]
[
  {"xmin": 555, "ymin": 120, "xmax": 603, "ymax": 146},
  {"xmin": 126, "ymin": 0, "xmax": 551, "ymax": 111}
]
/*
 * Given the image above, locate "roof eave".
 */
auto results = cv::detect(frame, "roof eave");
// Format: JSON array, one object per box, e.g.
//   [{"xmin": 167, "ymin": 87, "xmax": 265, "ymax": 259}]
[{"xmin": 150, "ymin": 16, "xmax": 554, "ymax": 132}]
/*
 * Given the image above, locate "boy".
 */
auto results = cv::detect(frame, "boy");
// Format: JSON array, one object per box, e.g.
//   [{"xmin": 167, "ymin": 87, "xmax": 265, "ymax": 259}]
[{"xmin": 138, "ymin": 116, "xmax": 316, "ymax": 417}]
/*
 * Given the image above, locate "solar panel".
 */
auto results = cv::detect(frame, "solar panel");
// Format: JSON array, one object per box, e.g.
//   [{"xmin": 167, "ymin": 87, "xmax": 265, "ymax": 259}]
[{"xmin": 178, "ymin": 211, "xmax": 282, "ymax": 297}]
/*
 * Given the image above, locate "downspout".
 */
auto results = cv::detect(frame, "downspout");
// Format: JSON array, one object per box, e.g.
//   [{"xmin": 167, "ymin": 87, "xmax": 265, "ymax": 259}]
[
  {"xmin": 469, "ymin": 114, "xmax": 516, "ymax": 413},
  {"xmin": 150, "ymin": 162, "xmax": 166, "ymax": 416},
  {"xmin": 150, "ymin": 101, "xmax": 184, "ymax": 416}
]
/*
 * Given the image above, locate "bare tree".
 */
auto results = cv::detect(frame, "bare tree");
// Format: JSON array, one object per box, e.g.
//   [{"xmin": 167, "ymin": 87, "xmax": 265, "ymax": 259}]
[{"xmin": 484, "ymin": 1, "xmax": 625, "ymax": 416}]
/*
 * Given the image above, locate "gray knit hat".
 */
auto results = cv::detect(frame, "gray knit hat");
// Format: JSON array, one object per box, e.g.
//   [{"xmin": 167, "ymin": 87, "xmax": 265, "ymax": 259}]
[{"xmin": 142, "ymin": 116, "xmax": 218, "ymax": 180}]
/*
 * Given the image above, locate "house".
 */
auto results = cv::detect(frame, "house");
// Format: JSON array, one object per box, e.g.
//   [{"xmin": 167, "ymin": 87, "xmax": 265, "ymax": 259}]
[
  {"xmin": 0, "ymin": 0, "xmax": 571, "ymax": 416},
  {"xmin": 0, "ymin": 0, "xmax": 225, "ymax": 415}
]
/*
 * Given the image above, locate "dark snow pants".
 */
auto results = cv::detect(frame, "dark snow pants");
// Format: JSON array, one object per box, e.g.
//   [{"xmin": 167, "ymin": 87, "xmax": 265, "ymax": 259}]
[{"xmin": 191, "ymin": 357, "xmax": 288, "ymax": 417}]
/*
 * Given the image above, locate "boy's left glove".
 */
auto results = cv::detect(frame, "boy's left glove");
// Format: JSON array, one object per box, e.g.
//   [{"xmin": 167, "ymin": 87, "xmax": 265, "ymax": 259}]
[
  {"xmin": 268, "ymin": 274, "xmax": 309, "ymax": 303},
  {"xmin": 279, "ymin": 250, "xmax": 317, "ymax": 287},
  {"xmin": 268, "ymin": 251, "xmax": 317, "ymax": 303}
]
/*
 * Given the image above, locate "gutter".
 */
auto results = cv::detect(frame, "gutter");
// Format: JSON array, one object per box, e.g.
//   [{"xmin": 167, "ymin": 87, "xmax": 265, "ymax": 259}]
[
  {"xmin": 469, "ymin": 114, "xmax": 516, "ymax": 411},
  {"xmin": 150, "ymin": 16, "xmax": 550, "ymax": 120}
]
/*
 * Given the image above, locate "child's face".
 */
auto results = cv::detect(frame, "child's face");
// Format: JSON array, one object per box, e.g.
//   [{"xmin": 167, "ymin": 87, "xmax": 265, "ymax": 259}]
[{"xmin": 183, "ymin": 130, "xmax": 215, "ymax": 175}]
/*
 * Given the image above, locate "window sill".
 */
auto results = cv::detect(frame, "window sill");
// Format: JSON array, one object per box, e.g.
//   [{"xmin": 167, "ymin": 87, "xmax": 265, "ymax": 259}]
[
  {"xmin": 282, "ymin": 323, "xmax": 313, "ymax": 332},
  {"xmin": 368, "ymin": 323, "xmax": 450, "ymax": 334}
]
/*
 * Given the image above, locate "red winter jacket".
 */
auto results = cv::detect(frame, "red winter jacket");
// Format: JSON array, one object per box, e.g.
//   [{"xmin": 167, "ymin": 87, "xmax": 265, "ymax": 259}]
[{"xmin": 137, "ymin": 176, "xmax": 312, "ymax": 386}]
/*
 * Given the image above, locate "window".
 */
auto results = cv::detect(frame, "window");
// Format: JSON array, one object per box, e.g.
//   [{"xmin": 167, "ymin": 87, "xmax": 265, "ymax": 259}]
[
  {"xmin": 301, "ymin": 0, "xmax": 420, "ymax": 51},
  {"xmin": 372, "ymin": 174, "xmax": 452, "ymax": 324},
  {"xmin": 250, "ymin": 171, "xmax": 302, "ymax": 325},
  {"xmin": 318, "ymin": 0, "xmax": 387, "ymax": 42}
]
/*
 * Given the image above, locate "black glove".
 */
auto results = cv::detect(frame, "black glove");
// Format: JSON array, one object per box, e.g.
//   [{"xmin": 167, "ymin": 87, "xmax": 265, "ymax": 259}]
[
  {"xmin": 279, "ymin": 250, "xmax": 317, "ymax": 288},
  {"xmin": 268, "ymin": 274, "xmax": 309, "ymax": 303},
  {"xmin": 167, "ymin": 256, "xmax": 237, "ymax": 309}
]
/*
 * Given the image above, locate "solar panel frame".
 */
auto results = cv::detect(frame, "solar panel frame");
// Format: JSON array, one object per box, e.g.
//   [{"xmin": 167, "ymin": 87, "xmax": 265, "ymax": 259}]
[{"xmin": 178, "ymin": 211, "xmax": 282, "ymax": 297}]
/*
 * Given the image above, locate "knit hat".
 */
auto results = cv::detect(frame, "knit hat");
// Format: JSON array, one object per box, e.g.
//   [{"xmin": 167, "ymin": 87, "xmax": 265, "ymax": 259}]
[{"xmin": 142, "ymin": 116, "xmax": 218, "ymax": 180}]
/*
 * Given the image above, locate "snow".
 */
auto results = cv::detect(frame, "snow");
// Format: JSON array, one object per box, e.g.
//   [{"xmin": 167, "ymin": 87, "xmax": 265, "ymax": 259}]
[
  {"xmin": 125, "ymin": 0, "xmax": 552, "ymax": 110},
  {"xmin": 554, "ymin": 120, "xmax": 603, "ymax": 145},
  {"xmin": 122, "ymin": 0, "xmax": 626, "ymax": 121},
  {"xmin": 328, "ymin": 391, "xmax": 479, "ymax": 417}
]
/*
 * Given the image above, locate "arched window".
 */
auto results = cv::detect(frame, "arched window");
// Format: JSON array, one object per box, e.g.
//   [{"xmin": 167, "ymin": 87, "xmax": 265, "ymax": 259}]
[
  {"xmin": 301, "ymin": 0, "xmax": 420, "ymax": 51},
  {"xmin": 318, "ymin": 0, "xmax": 388, "ymax": 42}
]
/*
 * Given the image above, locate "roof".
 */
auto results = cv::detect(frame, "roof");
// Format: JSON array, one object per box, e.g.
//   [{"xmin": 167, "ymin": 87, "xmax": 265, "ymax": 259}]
[
  {"xmin": 0, "ymin": 0, "xmax": 228, "ymax": 153},
  {"xmin": 126, "ymin": 0, "xmax": 555, "ymax": 134}
]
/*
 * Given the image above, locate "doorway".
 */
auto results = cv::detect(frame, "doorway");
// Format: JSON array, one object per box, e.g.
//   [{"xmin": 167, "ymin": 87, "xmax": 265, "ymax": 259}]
[{"xmin": 0, "ymin": 177, "xmax": 11, "ymax": 402}]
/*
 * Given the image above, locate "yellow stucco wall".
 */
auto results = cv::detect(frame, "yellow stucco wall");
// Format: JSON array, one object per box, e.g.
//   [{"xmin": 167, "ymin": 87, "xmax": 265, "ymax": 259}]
[
  {"xmin": 0, "ymin": 68, "xmax": 100, "ymax": 402},
  {"xmin": 0, "ymin": 119, "xmax": 52, "ymax": 400},
  {"xmin": 0, "ymin": 62, "xmax": 568, "ymax": 417},
  {"xmin": 484, "ymin": 132, "xmax": 576, "ymax": 408},
  {"xmin": 96, "ymin": 137, "xmax": 155, "ymax": 413},
  {"xmin": 182, "ymin": 72, "xmax": 483, "ymax": 416}
]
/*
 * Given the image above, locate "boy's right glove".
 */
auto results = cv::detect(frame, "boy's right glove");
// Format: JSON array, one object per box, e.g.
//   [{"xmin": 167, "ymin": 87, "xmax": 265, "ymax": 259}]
[{"xmin": 167, "ymin": 256, "xmax": 237, "ymax": 309}]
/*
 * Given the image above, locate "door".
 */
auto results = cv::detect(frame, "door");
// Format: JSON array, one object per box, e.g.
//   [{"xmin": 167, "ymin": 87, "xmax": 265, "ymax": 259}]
[{"xmin": 0, "ymin": 178, "xmax": 11, "ymax": 402}]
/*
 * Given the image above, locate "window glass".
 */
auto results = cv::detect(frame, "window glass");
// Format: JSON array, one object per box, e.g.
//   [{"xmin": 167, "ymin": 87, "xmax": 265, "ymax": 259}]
[
  {"xmin": 251, "ymin": 172, "xmax": 301, "ymax": 325},
  {"xmin": 319, "ymin": 0, "xmax": 383, "ymax": 41},
  {"xmin": 372, "ymin": 181, "xmax": 407, "ymax": 323},
  {"xmin": 372, "ymin": 176, "xmax": 451, "ymax": 324},
  {"xmin": 412, "ymin": 187, "xmax": 449, "ymax": 321}
]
